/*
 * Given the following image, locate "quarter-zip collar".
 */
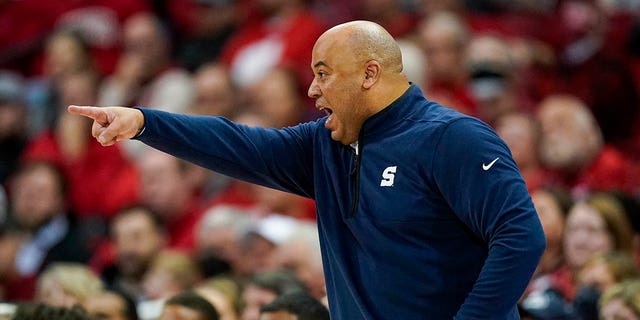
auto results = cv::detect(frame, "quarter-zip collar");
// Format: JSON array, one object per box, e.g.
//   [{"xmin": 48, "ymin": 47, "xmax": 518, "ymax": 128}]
[{"xmin": 360, "ymin": 84, "xmax": 424, "ymax": 137}]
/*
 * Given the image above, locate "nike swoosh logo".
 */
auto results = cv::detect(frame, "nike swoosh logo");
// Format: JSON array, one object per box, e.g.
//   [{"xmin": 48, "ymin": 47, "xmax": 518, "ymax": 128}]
[{"xmin": 482, "ymin": 157, "xmax": 500, "ymax": 171}]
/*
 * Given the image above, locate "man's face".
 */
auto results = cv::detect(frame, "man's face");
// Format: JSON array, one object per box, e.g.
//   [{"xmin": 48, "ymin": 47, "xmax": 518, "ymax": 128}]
[
  {"xmin": 308, "ymin": 33, "xmax": 368, "ymax": 145},
  {"xmin": 241, "ymin": 285, "xmax": 277, "ymax": 320},
  {"xmin": 11, "ymin": 164, "xmax": 64, "ymax": 230},
  {"xmin": 112, "ymin": 210, "xmax": 163, "ymax": 278},
  {"xmin": 139, "ymin": 150, "xmax": 190, "ymax": 220},
  {"xmin": 260, "ymin": 311, "xmax": 297, "ymax": 320},
  {"xmin": 160, "ymin": 305, "xmax": 204, "ymax": 320}
]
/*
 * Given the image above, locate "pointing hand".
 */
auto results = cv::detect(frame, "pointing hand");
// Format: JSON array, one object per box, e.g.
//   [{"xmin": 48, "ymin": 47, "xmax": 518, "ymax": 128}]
[{"xmin": 67, "ymin": 105, "xmax": 145, "ymax": 146}]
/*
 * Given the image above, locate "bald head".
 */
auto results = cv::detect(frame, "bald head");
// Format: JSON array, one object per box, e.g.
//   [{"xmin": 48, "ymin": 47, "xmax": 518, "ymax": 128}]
[
  {"xmin": 308, "ymin": 20, "xmax": 410, "ymax": 145},
  {"xmin": 317, "ymin": 21, "xmax": 403, "ymax": 73}
]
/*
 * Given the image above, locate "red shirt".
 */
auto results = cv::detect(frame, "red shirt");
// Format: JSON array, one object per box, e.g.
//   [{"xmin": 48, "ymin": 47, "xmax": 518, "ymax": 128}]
[
  {"xmin": 219, "ymin": 9, "xmax": 326, "ymax": 88},
  {"xmin": 22, "ymin": 131, "xmax": 139, "ymax": 219},
  {"xmin": 544, "ymin": 145, "xmax": 636, "ymax": 194}
]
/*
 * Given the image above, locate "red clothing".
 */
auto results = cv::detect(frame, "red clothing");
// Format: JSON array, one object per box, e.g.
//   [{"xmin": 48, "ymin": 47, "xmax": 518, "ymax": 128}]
[
  {"xmin": 165, "ymin": 197, "xmax": 207, "ymax": 252},
  {"xmin": 27, "ymin": 0, "xmax": 150, "ymax": 76},
  {"xmin": 22, "ymin": 131, "xmax": 139, "ymax": 219},
  {"xmin": 426, "ymin": 82, "xmax": 477, "ymax": 117},
  {"xmin": 0, "ymin": 1, "xmax": 63, "ymax": 73},
  {"xmin": 549, "ymin": 265, "xmax": 576, "ymax": 302},
  {"xmin": 544, "ymin": 145, "xmax": 636, "ymax": 194},
  {"xmin": 1, "ymin": 275, "xmax": 37, "ymax": 302},
  {"xmin": 219, "ymin": 9, "xmax": 326, "ymax": 88}
]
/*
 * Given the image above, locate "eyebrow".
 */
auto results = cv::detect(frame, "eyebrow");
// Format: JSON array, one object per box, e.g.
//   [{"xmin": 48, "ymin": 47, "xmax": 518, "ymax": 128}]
[{"xmin": 313, "ymin": 61, "xmax": 329, "ymax": 69}]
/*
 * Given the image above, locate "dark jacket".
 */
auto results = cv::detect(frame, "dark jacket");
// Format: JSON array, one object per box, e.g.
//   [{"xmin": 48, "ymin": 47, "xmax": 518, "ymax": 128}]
[{"xmin": 136, "ymin": 85, "xmax": 546, "ymax": 319}]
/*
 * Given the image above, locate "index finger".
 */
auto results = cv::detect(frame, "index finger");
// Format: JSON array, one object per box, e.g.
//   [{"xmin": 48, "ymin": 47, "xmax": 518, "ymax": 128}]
[{"xmin": 67, "ymin": 105, "xmax": 107, "ymax": 123}]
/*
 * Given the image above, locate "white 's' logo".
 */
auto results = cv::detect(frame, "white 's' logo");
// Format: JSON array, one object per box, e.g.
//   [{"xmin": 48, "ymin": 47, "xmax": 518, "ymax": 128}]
[{"xmin": 380, "ymin": 166, "xmax": 397, "ymax": 187}]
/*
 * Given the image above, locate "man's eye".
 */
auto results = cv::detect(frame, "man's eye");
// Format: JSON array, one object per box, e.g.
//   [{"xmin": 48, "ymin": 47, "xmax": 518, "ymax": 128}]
[{"xmin": 318, "ymin": 72, "xmax": 326, "ymax": 78}]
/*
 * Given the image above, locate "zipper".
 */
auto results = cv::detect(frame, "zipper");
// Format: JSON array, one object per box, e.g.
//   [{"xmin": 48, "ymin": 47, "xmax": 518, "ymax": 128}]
[{"xmin": 349, "ymin": 136, "xmax": 363, "ymax": 217}]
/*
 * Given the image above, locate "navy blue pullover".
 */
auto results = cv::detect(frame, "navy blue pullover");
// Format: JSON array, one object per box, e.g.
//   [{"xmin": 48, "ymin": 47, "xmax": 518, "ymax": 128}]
[{"xmin": 136, "ymin": 85, "xmax": 546, "ymax": 319}]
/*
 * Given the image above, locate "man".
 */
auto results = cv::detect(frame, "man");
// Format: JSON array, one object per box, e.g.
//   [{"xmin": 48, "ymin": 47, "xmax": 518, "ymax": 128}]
[
  {"xmin": 102, "ymin": 206, "xmax": 165, "ymax": 301},
  {"xmin": 69, "ymin": 21, "xmax": 545, "ymax": 319},
  {"xmin": 536, "ymin": 94, "xmax": 634, "ymax": 194},
  {"xmin": 7, "ymin": 161, "xmax": 92, "ymax": 301},
  {"xmin": 84, "ymin": 290, "xmax": 138, "ymax": 320},
  {"xmin": 240, "ymin": 269, "xmax": 307, "ymax": 320},
  {"xmin": 159, "ymin": 292, "xmax": 219, "ymax": 320},
  {"xmin": 259, "ymin": 292, "xmax": 329, "ymax": 320}
]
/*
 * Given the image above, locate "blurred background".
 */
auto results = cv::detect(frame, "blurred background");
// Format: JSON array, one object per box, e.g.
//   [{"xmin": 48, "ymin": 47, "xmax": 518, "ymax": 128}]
[{"xmin": 1, "ymin": 0, "xmax": 640, "ymax": 319}]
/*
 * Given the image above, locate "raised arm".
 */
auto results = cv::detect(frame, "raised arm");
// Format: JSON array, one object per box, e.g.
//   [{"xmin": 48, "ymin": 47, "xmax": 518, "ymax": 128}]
[{"xmin": 68, "ymin": 105, "xmax": 316, "ymax": 198}]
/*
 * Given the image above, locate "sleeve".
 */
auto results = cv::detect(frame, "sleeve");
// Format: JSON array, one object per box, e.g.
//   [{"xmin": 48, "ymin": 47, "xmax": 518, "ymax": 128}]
[
  {"xmin": 431, "ymin": 118, "xmax": 546, "ymax": 319},
  {"xmin": 134, "ymin": 108, "xmax": 316, "ymax": 199}
]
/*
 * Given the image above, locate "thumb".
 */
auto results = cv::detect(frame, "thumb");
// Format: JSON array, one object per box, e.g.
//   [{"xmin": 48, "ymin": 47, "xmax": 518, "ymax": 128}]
[
  {"xmin": 96, "ymin": 121, "xmax": 122, "ymax": 146},
  {"xmin": 68, "ymin": 105, "xmax": 108, "ymax": 124}
]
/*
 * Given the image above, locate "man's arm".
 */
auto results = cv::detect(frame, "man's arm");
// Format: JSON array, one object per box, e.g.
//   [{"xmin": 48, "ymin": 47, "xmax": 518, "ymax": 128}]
[
  {"xmin": 432, "ymin": 118, "xmax": 546, "ymax": 319},
  {"xmin": 67, "ymin": 106, "xmax": 316, "ymax": 198}
]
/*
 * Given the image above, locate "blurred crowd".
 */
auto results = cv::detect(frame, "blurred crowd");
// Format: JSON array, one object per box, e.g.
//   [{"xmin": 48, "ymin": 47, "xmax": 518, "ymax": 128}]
[{"xmin": 0, "ymin": 0, "xmax": 640, "ymax": 319}]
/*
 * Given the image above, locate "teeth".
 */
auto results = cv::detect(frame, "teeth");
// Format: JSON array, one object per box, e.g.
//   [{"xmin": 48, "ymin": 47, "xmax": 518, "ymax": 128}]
[{"xmin": 318, "ymin": 106, "xmax": 332, "ymax": 116}]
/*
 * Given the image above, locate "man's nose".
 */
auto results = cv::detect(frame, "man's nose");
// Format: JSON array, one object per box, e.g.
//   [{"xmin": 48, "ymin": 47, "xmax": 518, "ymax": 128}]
[{"xmin": 308, "ymin": 80, "xmax": 320, "ymax": 99}]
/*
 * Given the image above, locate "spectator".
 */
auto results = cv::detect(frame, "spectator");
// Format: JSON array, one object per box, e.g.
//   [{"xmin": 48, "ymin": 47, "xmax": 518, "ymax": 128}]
[
  {"xmin": 136, "ymin": 148, "xmax": 211, "ymax": 251},
  {"xmin": 7, "ymin": 161, "xmax": 92, "ymax": 294},
  {"xmin": 417, "ymin": 11, "xmax": 475, "ymax": 115},
  {"xmin": 577, "ymin": 251, "xmax": 640, "ymax": 296},
  {"xmin": 189, "ymin": 64, "xmax": 238, "ymax": 119},
  {"xmin": 259, "ymin": 292, "xmax": 329, "ymax": 320},
  {"xmin": 36, "ymin": 263, "xmax": 104, "ymax": 308},
  {"xmin": 553, "ymin": 0, "xmax": 639, "ymax": 147},
  {"xmin": 11, "ymin": 303, "xmax": 92, "ymax": 320},
  {"xmin": 267, "ymin": 222, "xmax": 325, "ymax": 299},
  {"xmin": 99, "ymin": 13, "xmax": 193, "ymax": 114},
  {"xmin": 600, "ymin": 280, "xmax": 640, "ymax": 320},
  {"xmin": 494, "ymin": 112, "xmax": 545, "ymax": 192},
  {"xmin": 195, "ymin": 277, "xmax": 241, "ymax": 320},
  {"xmin": 238, "ymin": 215, "xmax": 300, "ymax": 277},
  {"xmin": 531, "ymin": 187, "xmax": 573, "ymax": 279},
  {"xmin": 536, "ymin": 94, "xmax": 634, "ymax": 194},
  {"xmin": 219, "ymin": 0, "xmax": 325, "ymax": 88},
  {"xmin": 84, "ymin": 290, "xmax": 138, "ymax": 320},
  {"xmin": 48, "ymin": 0, "xmax": 150, "ymax": 76},
  {"xmin": 101, "ymin": 206, "xmax": 165, "ymax": 302},
  {"xmin": 26, "ymin": 30, "xmax": 95, "ymax": 136},
  {"xmin": 240, "ymin": 270, "xmax": 306, "ymax": 320},
  {"xmin": 160, "ymin": 291, "xmax": 220, "ymax": 320},
  {"xmin": 574, "ymin": 251, "xmax": 639, "ymax": 319},
  {"xmin": 245, "ymin": 68, "xmax": 308, "ymax": 128},
  {"xmin": 195, "ymin": 206, "xmax": 253, "ymax": 278},
  {"xmin": 23, "ymin": 70, "xmax": 139, "ymax": 219},
  {"xmin": 466, "ymin": 34, "xmax": 522, "ymax": 125},
  {"xmin": 175, "ymin": 0, "xmax": 239, "ymax": 72},
  {"xmin": 354, "ymin": 0, "xmax": 418, "ymax": 39},
  {"xmin": 555, "ymin": 193, "xmax": 635, "ymax": 301},
  {"xmin": 142, "ymin": 250, "xmax": 201, "ymax": 301}
]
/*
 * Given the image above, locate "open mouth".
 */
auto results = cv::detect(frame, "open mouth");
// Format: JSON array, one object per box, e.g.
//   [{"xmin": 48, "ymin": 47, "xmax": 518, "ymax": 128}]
[{"xmin": 319, "ymin": 106, "xmax": 333, "ymax": 116}]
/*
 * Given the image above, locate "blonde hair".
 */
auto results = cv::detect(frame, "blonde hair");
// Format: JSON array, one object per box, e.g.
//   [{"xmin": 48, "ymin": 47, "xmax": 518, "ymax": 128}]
[
  {"xmin": 149, "ymin": 250, "xmax": 200, "ymax": 289},
  {"xmin": 37, "ymin": 263, "xmax": 104, "ymax": 304},
  {"xmin": 600, "ymin": 280, "xmax": 640, "ymax": 314},
  {"xmin": 586, "ymin": 193, "xmax": 634, "ymax": 254}
]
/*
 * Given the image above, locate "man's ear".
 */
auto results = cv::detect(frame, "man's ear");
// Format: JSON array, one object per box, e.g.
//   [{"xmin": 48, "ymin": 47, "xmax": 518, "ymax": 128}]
[{"xmin": 362, "ymin": 60, "xmax": 381, "ymax": 89}]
